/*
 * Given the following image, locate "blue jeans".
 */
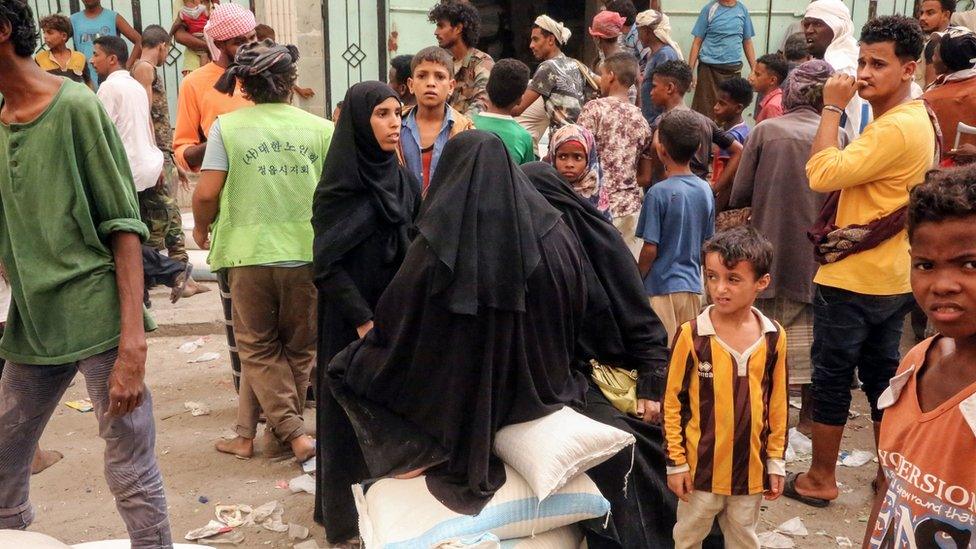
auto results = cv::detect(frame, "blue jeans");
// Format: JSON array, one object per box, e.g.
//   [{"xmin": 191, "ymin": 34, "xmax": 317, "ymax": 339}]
[{"xmin": 810, "ymin": 284, "xmax": 915, "ymax": 426}]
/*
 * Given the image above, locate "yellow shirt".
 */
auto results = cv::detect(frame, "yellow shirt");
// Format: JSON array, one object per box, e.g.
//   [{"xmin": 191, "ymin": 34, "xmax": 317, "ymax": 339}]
[{"xmin": 806, "ymin": 101, "xmax": 935, "ymax": 295}]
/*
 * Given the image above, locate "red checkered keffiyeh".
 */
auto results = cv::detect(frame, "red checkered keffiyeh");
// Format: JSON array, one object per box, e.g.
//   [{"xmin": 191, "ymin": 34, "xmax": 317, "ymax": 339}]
[{"xmin": 203, "ymin": 3, "xmax": 257, "ymax": 62}]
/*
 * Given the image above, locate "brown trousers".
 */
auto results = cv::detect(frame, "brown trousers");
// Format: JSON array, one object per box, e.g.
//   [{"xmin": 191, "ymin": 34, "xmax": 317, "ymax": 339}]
[{"xmin": 228, "ymin": 265, "xmax": 317, "ymax": 443}]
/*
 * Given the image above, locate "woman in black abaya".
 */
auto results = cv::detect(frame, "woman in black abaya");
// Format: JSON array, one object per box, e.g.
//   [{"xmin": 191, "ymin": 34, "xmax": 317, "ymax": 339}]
[
  {"xmin": 322, "ymin": 131, "xmax": 590, "ymax": 540},
  {"xmin": 311, "ymin": 81, "xmax": 419, "ymax": 539}
]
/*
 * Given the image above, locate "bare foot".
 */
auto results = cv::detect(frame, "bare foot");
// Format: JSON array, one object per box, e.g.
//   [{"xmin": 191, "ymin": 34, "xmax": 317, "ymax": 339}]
[
  {"xmin": 182, "ymin": 277, "xmax": 212, "ymax": 298},
  {"xmin": 289, "ymin": 434, "xmax": 316, "ymax": 463},
  {"xmin": 215, "ymin": 436, "xmax": 254, "ymax": 459},
  {"xmin": 394, "ymin": 466, "xmax": 429, "ymax": 480},
  {"xmin": 31, "ymin": 448, "xmax": 63, "ymax": 474},
  {"xmin": 793, "ymin": 471, "xmax": 839, "ymax": 501}
]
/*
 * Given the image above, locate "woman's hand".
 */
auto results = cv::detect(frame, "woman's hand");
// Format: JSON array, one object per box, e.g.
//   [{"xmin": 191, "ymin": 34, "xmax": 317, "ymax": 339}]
[{"xmin": 356, "ymin": 320, "xmax": 374, "ymax": 339}]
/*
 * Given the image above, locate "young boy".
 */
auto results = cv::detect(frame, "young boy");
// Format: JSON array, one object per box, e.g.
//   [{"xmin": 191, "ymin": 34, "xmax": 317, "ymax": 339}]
[
  {"xmin": 750, "ymin": 53, "xmax": 788, "ymax": 123},
  {"xmin": 636, "ymin": 109, "xmax": 713, "ymax": 343},
  {"xmin": 472, "ymin": 58, "xmax": 535, "ymax": 164},
  {"xmin": 712, "ymin": 76, "xmax": 753, "ymax": 186},
  {"xmin": 664, "ymin": 226, "xmax": 787, "ymax": 549},
  {"xmin": 389, "ymin": 53, "xmax": 416, "ymax": 108},
  {"xmin": 70, "ymin": 0, "xmax": 142, "ymax": 86},
  {"xmin": 35, "ymin": 14, "xmax": 91, "ymax": 86},
  {"xmin": 578, "ymin": 52, "xmax": 652, "ymax": 256},
  {"xmin": 865, "ymin": 165, "xmax": 976, "ymax": 547},
  {"xmin": 399, "ymin": 45, "xmax": 474, "ymax": 195}
]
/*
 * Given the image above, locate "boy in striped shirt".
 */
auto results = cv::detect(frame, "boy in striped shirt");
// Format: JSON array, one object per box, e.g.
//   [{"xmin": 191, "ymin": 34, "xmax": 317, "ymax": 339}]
[{"xmin": 663, "ymin": 227, "xmax": 788, "ymax": 548}]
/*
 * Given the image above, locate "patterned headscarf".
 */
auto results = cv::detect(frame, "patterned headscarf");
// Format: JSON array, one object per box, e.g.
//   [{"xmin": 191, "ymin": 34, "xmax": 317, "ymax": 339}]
[
  {"xmin": 589, "ymin": 10, "xmax": 625, "ymax": 40},
  {"xmin": 783, "ymin": 59, "xmax": 834, "ymax": 113},
  {"xmin": 534, "ymin": 15, "xmax": 572, "ymax": 47},
  {"xmin": 203, "ymin": 3, "xmax": 257, "ymax": 62},
  {"xmin": 215, "ymin": 39, "xmax": 299, "ymax": 98},
  {"xmin": 635, "ymin": 9, "xmax": 683, "ymax": 59},
  {"xmin": 940, "ymin": 27, "xmax": 976, "ymax": 73},
  {"xmin": 546, "ymin": 125, "xmax": 611, "ymax": 218}
]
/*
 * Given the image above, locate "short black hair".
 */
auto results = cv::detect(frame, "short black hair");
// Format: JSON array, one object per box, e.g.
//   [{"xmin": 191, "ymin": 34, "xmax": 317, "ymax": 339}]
[
  {"xmin": 390, "ymin": 53, "xmax": 414, "ymax": 85},
  {"xmin": 908, "ymin": 165, "xmax": 976, "ymax": 240},
  {"xmin": 656, "ymin": 109, "xmax": 702, "ymax": 164},
  {"xmin": 718, "ymin": 76, "xmax": 754, "ymax": 107},
  {"xmin": 783, "ymin": 32, "xmax": 809, "ymax": 61},
  {"xmin": 652, "ymin": 59, "xmax": 693, "ymax": 94},
  {"xmin": 254, "ymin": 23, "xmax": 275, "ymax": 41},
  {"xmin": 39, "ymin": 13, "xmax": 71, "ymax": 36},
  {"xmin": 924, "ymin": 37, "xmax": 939, "ymax": 64},
  {"xmin": 605, "ymin": 0, "xmax": 636, "ymax": 26},
  {"xmin": 602, "ymin": 51, "xmax": 638, "ymax": 87},
  {"xmin": 859, "ymin": 15, "xmax": 925, "ymax": 61},
  {"xmin": 411, "ymin": 45, "xmax": 455, "ymax": 75},
  {"xmin": 927, "ymin": 0, "xmax": 957, "ymax": 13},
  {"xmin": 93, "ymin": 34, "xmax": 129, "ymax": 65},
  {"xmin": 0, "ymin": 0, "xmax": 39, "ymax": 57},
  {"xmin": 141, "ymin": 24, "xmax": 170, "ymax": 48},
  {"xmin": 486, "ymin": 58, "xmax": 529, "ymax": 109},
  {"xmin": 428, "ymin": 0, "xmax": 481, "ymax": 48},
  {"xmin": 757, "ymin": 53, "xmax": 789, "ymax": 84},
  {"xmin": 703, "ymin": 226, "xmax": 774, "ymax": 278}
]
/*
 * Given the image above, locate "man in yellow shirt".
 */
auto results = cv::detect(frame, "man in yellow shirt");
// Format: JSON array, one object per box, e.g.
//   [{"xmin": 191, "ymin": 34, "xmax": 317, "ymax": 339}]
[{"xmin": 786, "ymin": 16, "xmax": 934, "ymax": 508}]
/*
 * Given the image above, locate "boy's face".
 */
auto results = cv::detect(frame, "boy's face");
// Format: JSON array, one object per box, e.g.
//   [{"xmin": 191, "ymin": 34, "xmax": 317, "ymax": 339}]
[
  {"xmin": 43, "ymin": 28, "xmax": 68, "ymax": 49},
  {"xmin": 554, "ymin": 141, "xmax": 587, "ymax": 182},
  {"xmin": 713, "ymin": 91, "xmax": 743, "ymax": 124},
  {"xmin": 704, "ymin": 252, "xmax": 770, "ymax": 315},
  {"xmin": 748, "ymin": 62, "xmax": 776, "ymax": 94},
  {"xmin": 857, "ymin": 41, "xmax": 915, "ymax": 103},
  {"xmin": 650, "ymin": 74, "xmax": 674, "ymax": 108},
  {"xmin": 910, "ymin": 217, "xmax": 976, "ymax": 339},
  {"xmin": 597, "ymin": 64, "xmax": 613, "ymax": 96},
  {"xmin": 89, "ymin": 44, "xmax": 115, "ymax": 79},
  {"xmin": 918, "ymin": 0, "xmax": 951, "ymax": 33},
  {"xmin": 408, "ymin": 60, "xmax": 455, "ymax": 109},
  {"xmin": 434, "ymin": 19, "xmax": 463, "ymax": 49}
]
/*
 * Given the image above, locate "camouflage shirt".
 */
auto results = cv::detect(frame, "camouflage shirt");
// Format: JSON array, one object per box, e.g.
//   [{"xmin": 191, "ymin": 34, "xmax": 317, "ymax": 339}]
[
  {"xmin": 150, "ymin": 68, "xmax": 174, "ymax": 157},
  {"xmin": 449, "ymin": 48, "xmax": 494, "ymax": 117}
]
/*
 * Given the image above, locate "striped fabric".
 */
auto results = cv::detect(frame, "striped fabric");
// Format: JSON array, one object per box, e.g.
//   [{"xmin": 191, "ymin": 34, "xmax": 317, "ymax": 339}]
[{"xmin": 663, "ymin": 307, "xmax": 789, "ymax": 496}]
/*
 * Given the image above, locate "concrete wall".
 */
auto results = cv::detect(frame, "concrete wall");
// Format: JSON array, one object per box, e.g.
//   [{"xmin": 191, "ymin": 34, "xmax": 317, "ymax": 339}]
[{"xmin": 256, "ymin": 0, "xmax": 329, "ymax": 117}]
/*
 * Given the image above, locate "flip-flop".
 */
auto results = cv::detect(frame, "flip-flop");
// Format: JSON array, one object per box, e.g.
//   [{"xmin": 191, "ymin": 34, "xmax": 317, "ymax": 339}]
[
  {"xmin": 170, "ymin": 262, "xmax": 193, "ymax": 304},
  {"xmin": 783, "ymin": 471, "xmax": 831, "ymax": 508}
]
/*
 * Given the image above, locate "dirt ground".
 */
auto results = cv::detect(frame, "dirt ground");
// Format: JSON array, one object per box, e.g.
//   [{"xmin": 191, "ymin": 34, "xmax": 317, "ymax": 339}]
[{"xmin": 24, "ymin": 287, "xmax": 884, "ymax": 548}]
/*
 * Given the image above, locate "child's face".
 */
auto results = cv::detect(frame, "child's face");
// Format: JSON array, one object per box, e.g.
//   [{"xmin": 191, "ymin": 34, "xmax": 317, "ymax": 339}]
[
  {"xmin": 597, "ymin": 64, "xmax": 613, "ymax": 97},
  {"xmin": 554, "ymin": 141, "xmax": 587, "ymax": 182},
  {"xmin": 650, "ymin": 74, "xmax": 674, "ymax": 108},
  {"xmin": 910, "ymin": 217, "xmax": 976, "ymax": 339},
  {"xmin": 704, "ymin": 252, "xmax": 770, "ymax": 315},
  {"xmin": 42, "ymin": 28, "xmax": 67, "ymax": 50},
  {"xmin": 713, "ymin": 91, "xmax": 743, "ymax": 124},
  {"xmin": 408, "ymin": 61, "xmax": 455, "ymax": 109},
  {"xmin": 748, "ymin": 62, "xmax": 777, "ymax": 94}
]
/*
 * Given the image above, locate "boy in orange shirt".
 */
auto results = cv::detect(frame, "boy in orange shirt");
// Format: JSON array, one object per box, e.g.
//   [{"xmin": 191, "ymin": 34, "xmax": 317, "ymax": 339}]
[{"xmin": 866, "ymin": 165, "xmax": 976, "ymax": 547}]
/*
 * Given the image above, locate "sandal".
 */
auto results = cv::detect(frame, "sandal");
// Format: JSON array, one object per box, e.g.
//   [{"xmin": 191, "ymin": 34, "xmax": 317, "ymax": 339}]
[{"xmin": 782, "ymin": 471, "xmax": 831, "ymax": 508}]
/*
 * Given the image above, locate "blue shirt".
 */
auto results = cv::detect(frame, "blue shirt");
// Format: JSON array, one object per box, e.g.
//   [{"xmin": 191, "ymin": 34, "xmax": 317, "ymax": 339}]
[
  {"xmin": 691, "ymin": 1, "xmax": 755, "ymax": 66},
  {"xmin": 70, "ymin": 8, "xmax": 118, "ymax": 87},
  {"xmin": 401, "ymin": 106, "xmax": 456, "ymax": 188},
  {"xmin": 719, "ymin": 121, "xmax": 749, "ymax": 159},
  {"xmin": 637, "ymin": 174, "xmax": 715, "ymax": 296},
  {"xmin": 640, "ymin": 45, "xmax": 681, "ymax": 124}
]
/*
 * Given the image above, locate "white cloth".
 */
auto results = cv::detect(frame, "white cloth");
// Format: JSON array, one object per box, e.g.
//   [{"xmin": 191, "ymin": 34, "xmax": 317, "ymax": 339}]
[
  {"xmin": 96, "ymin": 70, "xmax": 164, "ymax": 192},
  {"xmin": 534, "ymin": 15, "xmax": 571, "ymax": 46},
  {"xmin": 635, "ymin": 10, "xmax": 683, "ymax": 59}
]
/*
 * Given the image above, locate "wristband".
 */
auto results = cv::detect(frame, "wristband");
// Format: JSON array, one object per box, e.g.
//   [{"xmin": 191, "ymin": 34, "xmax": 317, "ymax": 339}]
[{"xmin": 822, "ymin": 105, "xmax": 845, "ymax": 116}]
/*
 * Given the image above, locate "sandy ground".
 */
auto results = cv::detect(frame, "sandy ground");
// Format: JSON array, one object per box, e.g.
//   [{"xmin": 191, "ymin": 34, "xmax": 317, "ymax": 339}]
[{"xmin": 23, "ymin": 287, "xmax": 885, "ymax": 548}]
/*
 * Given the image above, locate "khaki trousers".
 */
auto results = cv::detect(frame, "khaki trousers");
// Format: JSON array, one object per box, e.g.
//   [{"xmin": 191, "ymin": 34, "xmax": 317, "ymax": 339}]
[
  {"xmin": 228, "ymin": 265, "xmax": 317, "ymax": 443},
  {"xmin": 612, "ymin": 213, "xmax": 642, "ymax": 260},
  {"xmin": 674, "ymin": 491, "xmax": 762, "ymax": 549},
  {"xmin": 650, "ymin": 292, "xmax": 702, "ymax": 346}
]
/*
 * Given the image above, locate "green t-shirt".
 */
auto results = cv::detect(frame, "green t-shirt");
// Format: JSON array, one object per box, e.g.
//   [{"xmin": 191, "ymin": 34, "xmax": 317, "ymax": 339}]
[
  {"xmin": 472, "ymin": 113, "xmax": 536, "ymax": 165},
  {"xmin": 0, "ymin": 80, "xmax": 154, "ymax": 365}
]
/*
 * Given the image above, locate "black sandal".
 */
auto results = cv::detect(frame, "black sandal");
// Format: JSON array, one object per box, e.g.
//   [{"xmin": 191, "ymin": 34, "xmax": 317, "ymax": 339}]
[{"xmin": 783, "ymin": 471, "xmax": 831, "ymax": 508}]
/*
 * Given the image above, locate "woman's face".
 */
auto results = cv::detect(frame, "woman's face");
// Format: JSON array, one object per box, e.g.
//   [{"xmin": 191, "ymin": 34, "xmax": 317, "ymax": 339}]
[
  {"xmin": 554, "ymin": 141, "xmax": 587, "ymax": 183},
  {"xmin": 370, "ymin": 97, "xmax": 402, "ymax": 152}
]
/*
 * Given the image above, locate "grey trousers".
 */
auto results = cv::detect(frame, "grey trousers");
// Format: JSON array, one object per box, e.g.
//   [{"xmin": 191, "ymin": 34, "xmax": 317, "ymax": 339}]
[{"xmin": 0, "ymin": 348, "xmax": 173, "ymax": 548}]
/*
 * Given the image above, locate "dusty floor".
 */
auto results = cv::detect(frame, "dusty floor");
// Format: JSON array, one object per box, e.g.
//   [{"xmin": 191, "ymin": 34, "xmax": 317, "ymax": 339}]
[{"xmin": 24, "ymin": 288, "xmax": 884, "ymax": 548}]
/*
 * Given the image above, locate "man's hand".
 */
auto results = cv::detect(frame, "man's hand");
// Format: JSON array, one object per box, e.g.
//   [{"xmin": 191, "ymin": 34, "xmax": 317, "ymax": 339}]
[
  {"xmin": 765, "ymin": 473, "xmax": 785, "ymax": 500},
  {"xmin": 108, "ymin": 339, "xmax": 147, "ymax": 417},
  {"xmin": 356, "ymin": 320, "xmax": 374, "ymax": 339},
  {"xmin": 193, "ymin": 226, "xmax": 210, "ymax": 249},
  {"xmin": 822, "ymin": 73, "xmax": 863, "ymax": 110},
  {"xmin": 948, "ymin": 143, "xmax": 976, "ymax": 165},
  {"xmin": 667, "ymin": 471, "xmax": 693, "ymax": 501},
  {"xmin": 294, "ymin": 86, "xmax": 316, "ymax": 99},
  {"xmin": 636, "ymin": 398, "xmax": 661, "ymax": 424},
  {"xmin": 176, "ymin": 165, "xmax": 191, "ymax": 191}
]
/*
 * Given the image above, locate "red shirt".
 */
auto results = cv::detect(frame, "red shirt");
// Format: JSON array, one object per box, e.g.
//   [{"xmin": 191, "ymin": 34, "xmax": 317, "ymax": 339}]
[
  {"xmin": 421, "ymin": 146, "xmax": 434, "ymax": 195},
  {"xmin": 756, "ymin": 87, "xmax": 783, "ymax": 123}
]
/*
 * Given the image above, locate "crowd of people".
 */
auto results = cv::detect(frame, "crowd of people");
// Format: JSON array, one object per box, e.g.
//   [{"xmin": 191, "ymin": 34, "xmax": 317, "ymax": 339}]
[{"xmin": 1, "ymin": 0, "xmax": 976, "ymax": 547}]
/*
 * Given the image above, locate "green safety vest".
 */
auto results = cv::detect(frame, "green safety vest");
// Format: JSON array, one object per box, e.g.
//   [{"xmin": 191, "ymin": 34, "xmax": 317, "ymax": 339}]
[{"xmin": 207, "ymin": 103, "xmax": 334, "ymax": 271}]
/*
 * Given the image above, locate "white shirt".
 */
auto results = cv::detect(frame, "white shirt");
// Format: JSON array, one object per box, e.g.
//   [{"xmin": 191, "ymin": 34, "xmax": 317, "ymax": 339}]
[{"xmin": 96, "ymin": 70, "xmax": 164, "ymax": 192}]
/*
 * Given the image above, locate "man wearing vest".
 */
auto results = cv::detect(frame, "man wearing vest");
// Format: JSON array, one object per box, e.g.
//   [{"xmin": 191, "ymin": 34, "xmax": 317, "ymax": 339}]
[{"xmin": 191, "ymin": 40, "xmax": 333, "ymax": 462}]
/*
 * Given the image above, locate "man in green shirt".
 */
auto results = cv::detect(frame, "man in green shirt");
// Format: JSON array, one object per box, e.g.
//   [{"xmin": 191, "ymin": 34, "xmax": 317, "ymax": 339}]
[
  {"xmin": 0, "ymin": 3, "xmax": 171, "ymax": 546},
  {"xmin": 471, "ymin": 59, "xmax": 536, "ymax": 164}
]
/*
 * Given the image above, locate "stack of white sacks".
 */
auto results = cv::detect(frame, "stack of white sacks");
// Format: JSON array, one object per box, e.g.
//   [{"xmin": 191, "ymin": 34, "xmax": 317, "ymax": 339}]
[{"xmin": 353, "ymin": 407, "xmax": 636, "ymax": 548}]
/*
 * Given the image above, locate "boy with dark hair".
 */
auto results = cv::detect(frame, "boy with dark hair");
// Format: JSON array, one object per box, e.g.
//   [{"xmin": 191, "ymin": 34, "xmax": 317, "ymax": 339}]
[
  {"xmin": 649, "ymin": 60, "xmax": 743, "ymax": 204},
  {"xmin": 35, "ymin": 14, "xmax": 90, "ymax": 85},
  {"xmin": 751, "ymin": 53, "xmax": 789, "ymax": 122},
  {"xmin": 0, "ymin": 0, "xmax": 171, "ymax": 544},
  {"xmin": 635, "ymin": 109, "xmax": 714, "ymax": 343},
  {"xmin": 400, "ymin": 45, "xmax": 474, "ymax": 194},
  {"xmin": 664, "ymin": 226, "xmax": 787, "ymax": 549},
  {"xmin": 389, "ymin": 53, "xmax": 416, "ymax": 107},
  {"xmin": 865, "ymin": 164, "xmax": 976, "ymax": 547},
  {"xmin": 579, "ymin": 51, "xmax": 652, "ymax": 256},
  {"xmin": 70, "ymin": 0, "xmax": 143, "ymax": 86},
  {"xmin": 788, "ymin": 15, "xmax": 935, "ymax": 508},
  {"xmin": 713, "ymin": 76, "xmax": 753, "ymax": 185},
  {"xmin": 473, "ymin": 58, "xmax": 535, "ymax": 164},
  {"xmin": 428, "ymin": 0, "xmax": 494, "ymax": 116}
]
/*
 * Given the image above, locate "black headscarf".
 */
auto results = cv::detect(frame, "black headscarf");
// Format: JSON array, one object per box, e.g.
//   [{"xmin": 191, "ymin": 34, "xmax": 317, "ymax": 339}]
[
  {"xmin": 312, "ymin": 81, "xmax": 418, "ymax": 284},
  {"xmin": 416, "ymin": 131, "xmax": 563, "ymax": 315},
  {"xmin": 940, "ymin": 28, "xmax": 976, "ymax": 73},
  {"xmin": 522, "ymin": 162, "xmax": 670, "ymax": 400},
  {"xmin": 214, "ymin": 39, "xmax": 299, "ymax": 97}
]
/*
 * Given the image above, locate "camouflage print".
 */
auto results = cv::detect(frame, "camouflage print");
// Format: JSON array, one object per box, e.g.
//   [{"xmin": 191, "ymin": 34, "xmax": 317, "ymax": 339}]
[
  {"xmin": 138, "ymin": 166, "xmax": 188, "ymax": 264},
  {"xmin": 449, "ymin": 48, "xmax": 494, "ymax": 117},
  {"xmin": 149, "ymin": 66, "xmax": 174, "ymax": 156}
]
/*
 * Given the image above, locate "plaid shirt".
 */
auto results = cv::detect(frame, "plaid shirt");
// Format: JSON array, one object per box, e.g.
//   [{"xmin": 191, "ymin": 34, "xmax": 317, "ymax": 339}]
[{"xmin": 449, "ymin": 48, "xmax": 494, "ymax": 117}]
